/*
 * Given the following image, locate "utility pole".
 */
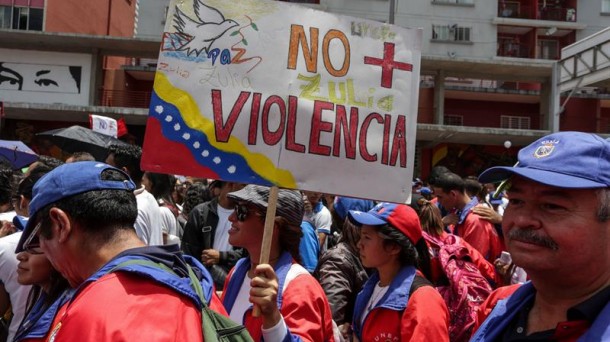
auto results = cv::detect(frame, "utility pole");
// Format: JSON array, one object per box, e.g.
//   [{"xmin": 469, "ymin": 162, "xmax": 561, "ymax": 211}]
[{"xmin": 389, "ymin": 0, "xmax": 395, "ymax": 24}]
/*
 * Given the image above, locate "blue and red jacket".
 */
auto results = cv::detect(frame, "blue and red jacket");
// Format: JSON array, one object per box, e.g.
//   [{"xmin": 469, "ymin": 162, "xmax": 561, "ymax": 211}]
[
  {"xmin": 352, "ymin": 265, "xmax": 450, "ymax": 342},
  {"xmin": 222, "ymin": 251, "xmax": 335, "ymax": 342},
  {"xmin": 471, "ymin": 282, "xmax": 610, "ymax": 341},
  {"xmin": 40, "ymin": 245, "xmax": 226, "ymax": 342}
]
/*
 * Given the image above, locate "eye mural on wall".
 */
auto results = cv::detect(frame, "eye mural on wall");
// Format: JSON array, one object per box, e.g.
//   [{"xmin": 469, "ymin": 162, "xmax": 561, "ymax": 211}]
[{"xmin": 0, "ymin": 62, "xmax": 82, "ymax": 94}]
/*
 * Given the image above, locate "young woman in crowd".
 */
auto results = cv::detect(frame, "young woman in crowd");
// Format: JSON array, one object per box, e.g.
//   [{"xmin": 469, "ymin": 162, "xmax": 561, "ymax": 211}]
[
  {"xmin": 348, "ymin": 202, "xmax": 450, "ymax": 341},
  {"xmin": 13, "ymin": 222, "xmax": 71, "ymax": 342},
  {"xmin": 141, "ymin": 172, "xmax": 181, "ymax": 244},
  {"xmin": 417, "ymin": 198, "xmax": 498, "ymax": 285},
  {"xmin": 221, "ymin": 185, "xmax": 337, "ymax": 341}
]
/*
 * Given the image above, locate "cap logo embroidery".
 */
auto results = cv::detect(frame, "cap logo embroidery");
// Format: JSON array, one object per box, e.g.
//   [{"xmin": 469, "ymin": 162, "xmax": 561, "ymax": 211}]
[{"xmin": 533, "ymin": 140, "xmax": 558, "ymax": 159}]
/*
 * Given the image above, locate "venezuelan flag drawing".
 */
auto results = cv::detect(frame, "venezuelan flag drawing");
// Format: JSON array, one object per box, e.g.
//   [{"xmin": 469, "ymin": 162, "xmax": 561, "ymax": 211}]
[{"xmin": 142, "ymin": 72, "xmax": 297, "ymax": 187}]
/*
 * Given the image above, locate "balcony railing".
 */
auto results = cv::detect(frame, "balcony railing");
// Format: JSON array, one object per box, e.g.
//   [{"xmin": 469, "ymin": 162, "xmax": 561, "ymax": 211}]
[
  {"xmin": 497, "ymin": 42, "xmax": 530, "ymax": 58},
  {"xmin": 498, "ymin": 2, "xmax": 531, "ymax": 19},
  {"xmin": 98, "ymin": 89, "xmax": 151, "ymax": 109},
  {"xmin": 498, "ymin": 1, "xmax": 576, "ymax": 22},
  {"xmin": 538, "ymin": 7, "xmax": 576, "ymax": 22}
]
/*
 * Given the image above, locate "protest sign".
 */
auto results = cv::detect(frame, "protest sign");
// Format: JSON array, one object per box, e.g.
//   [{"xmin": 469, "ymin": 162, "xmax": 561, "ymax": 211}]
[{"xmin": 141, "ymin": 0, "xmax": 422, "ymax": 203}]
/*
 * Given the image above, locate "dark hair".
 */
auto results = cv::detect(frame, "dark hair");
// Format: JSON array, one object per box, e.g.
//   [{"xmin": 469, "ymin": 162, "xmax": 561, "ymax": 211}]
[
  {"xmin": 463, "ymin": 177, "xmax": 483, "ymax": 199},
  {"xmin": 338, "ymin": 219, "xmax": 361, "ymax": 255},
  {"xmin": 182, "ymin": 182, "xmax": 213, "ymax": 216},
  {"xmin": 377, "ymin": 224, "xmax": 432, "ymax": 281},
  {"xmin": 275, "ymin": 216, "xmax": 302, "ymax": 264},
  {"xmin": 433, "ymin": 171, "xmax": 465, "ymax": 194},
  {"xmin": 417, "ymin": 199, "xmax": 444, "ymax": 236},
  {"xmin": 68, "ymin": 152, "xmax": 95, "ymax": 162},
  {"xmin": 428, "ymin": 166, "xmax": 450, "ymax": 186},
  {"xmin": 0, "ymin": 167, "xmax": 13, "ymax": 205},
  {"xmin": 23, "ymin": 268, "xmax": 69, "ymax": 325},
  {"xmin": 107, "ymin": 144, "xmax": 143, "ymax": 183},
  {"xmin": 144, "ymin": 172, "xmax": 175, "ymax": 203},
  {"xmin": 37, "ymin": 155, "xmax": 64, "ymax": 170},
  {"xmin": 598, "ymin": 188, "xmax": 610, "ymax": 222},
  {"xmin": 37, "ymin": 169, "xmax": 138, "ymax": 245},
  {"xmin": 17, "ymin": 167, "xmax": 50, "ymax": 200}
]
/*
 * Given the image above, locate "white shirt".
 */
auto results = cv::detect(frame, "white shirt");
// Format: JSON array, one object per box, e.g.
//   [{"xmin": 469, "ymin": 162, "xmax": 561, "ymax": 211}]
[
  {"xmin": 361, "ymin": 282, "xmax": 389, "ymax": 325},
  {"xmin": 0, "ymin": 232, "xmax": 31, "ymax": 342},
  {"xmin": 134, "ymin": 187, "xmax": 163, "ymax": 246},
  {"xmin": 213, "ymin": 205, "xmax": 233, "ymax": 252}
]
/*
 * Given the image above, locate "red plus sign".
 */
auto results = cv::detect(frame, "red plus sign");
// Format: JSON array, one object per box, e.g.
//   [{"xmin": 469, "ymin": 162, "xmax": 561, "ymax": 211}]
[{"xmin": 364, "ymin": 42, "xmax": 413, "ymax": 89}]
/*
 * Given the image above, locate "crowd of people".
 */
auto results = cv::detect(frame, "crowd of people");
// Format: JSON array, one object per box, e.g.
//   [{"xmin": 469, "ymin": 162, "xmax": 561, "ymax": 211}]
[{"xmin": 0, "ymin": 130, "xmax": 607, "ymax": 341}]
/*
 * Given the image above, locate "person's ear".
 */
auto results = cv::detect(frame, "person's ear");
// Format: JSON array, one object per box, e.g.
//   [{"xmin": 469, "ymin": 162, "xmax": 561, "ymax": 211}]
[
  {"xmin": 19, "ymin": 196, "xmax": 30, "ymax": 213},
  {"xmin": 48, "ymin": 207, "xmax": 73, "ymax": 243},
  {"xmin": 385, "ymin": 242, "xmax": 402, "ymax": 256}
]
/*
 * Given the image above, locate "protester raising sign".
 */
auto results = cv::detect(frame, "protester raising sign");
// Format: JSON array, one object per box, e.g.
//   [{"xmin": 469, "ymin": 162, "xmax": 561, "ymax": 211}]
[{"xmin": 141, "ymin": 0, "xmax": 422, "ymax": 203}]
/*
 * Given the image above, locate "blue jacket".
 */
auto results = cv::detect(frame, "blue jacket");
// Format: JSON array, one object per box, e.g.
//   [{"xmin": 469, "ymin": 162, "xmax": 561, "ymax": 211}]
[
  {"xmin": 471, "ymin": 282, "xmax": 610, "ymax": 341},
  {"xmin": 13, "ymin": 289, "xmax": 73, "ymax": 341},
  {"xmin": 351, "ymin": 266, "xmax": 416, "ymax": 340}
]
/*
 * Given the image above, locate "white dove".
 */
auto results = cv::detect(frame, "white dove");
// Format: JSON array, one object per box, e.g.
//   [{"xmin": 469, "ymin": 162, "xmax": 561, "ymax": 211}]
[{"xmin": 173, "ymin": 0, "xmax": 239, "ymax": 56}]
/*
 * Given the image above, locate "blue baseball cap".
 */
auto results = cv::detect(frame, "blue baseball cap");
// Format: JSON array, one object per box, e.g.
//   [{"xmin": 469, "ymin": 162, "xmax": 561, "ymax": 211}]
[
  {"xmin": 419, "ymin": 187, "xmax": 432, "ymax": 196},
  {"xmin": 348, "ymin": 202, "xmax": 423, "ymax": 244},
  {"xmin": 334, "ymin": 196, "xmax": 375, "ymax": 221},
  {"xmin": 16, "ymin": 161, "xmax": 136, "ymax": 252},
  {"xmin": 12, "ymin": 215, "xmax": 28, "ymax": 232},
  {"xmin": 479, "ymin": 132, "xmax": 610, "ymax": 188}
]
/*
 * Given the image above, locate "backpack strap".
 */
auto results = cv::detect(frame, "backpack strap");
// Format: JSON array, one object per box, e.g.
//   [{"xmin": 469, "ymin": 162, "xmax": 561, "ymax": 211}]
[
  {"xmin": 409, "ymin": 274, "xmax": 433, "ymax": 295},
  {"xmin": 111, "ymin": 259, "xmax": 253, "ymax": 342}
]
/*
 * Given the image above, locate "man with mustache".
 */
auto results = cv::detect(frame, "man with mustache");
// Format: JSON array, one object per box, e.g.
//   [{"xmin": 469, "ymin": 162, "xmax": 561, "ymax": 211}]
[{"xmin": 470, "ymin": 131, "xmax": 610, "ymax": 341}]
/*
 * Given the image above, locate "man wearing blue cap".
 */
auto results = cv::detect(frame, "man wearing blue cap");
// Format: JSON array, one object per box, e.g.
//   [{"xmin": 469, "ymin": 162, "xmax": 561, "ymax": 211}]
[
  {"xmin": 15, "ymin": 161, "xmax": 227, "ymax": 341},
  {"xmin": 471, "ymin": 131, "xmax": 610, "ymax": 341}
]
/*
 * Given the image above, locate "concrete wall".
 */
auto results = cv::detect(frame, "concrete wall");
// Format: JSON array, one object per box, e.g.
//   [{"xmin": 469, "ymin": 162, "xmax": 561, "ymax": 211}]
[
  {"xmin": 45, "ymin": 0, "xmax": 136, "ymax": 36},
  {"xmin": 324, "ymin": 0, "xmax": 498, "ymax": 59},
  {"xmin": 575, "ymin": 2, "xmax": 610, "ymax": 40}
]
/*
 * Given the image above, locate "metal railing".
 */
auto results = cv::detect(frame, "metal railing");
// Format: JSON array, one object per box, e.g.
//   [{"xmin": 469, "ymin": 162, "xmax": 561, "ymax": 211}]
[
  {"xmin": 497, "ymin": 1, "xmax": 576, "ymax": 22},
  {"xmin": 497, "ymin": 41, "xmax": 531, "ymax": 58},
  {"xmin": 98, "ymin": 89, "xmax": 152, "ymax": 108}
]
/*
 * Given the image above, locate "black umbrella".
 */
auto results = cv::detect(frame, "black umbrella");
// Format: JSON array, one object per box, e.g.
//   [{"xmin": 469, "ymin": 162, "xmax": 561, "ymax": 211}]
[{"xmin": 37, "ymin": 125, "xmax": 131, "ymax": 161}]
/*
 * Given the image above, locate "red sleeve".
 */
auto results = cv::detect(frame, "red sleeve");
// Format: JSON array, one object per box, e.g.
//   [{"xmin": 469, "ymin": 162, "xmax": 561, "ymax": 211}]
[
  {"xmin": 402, "ymin": 286, "xmax": 450, "ymax": 342},
  {"xmin": 472, "ymin": 284, "xmax": 520, "ymax": 334},
  {"xmin": 209, "ymin": 291, "xmax": 228, "ymax": 316},
  {"xmin": 280, "ymin": 274, "xmax": 335, "ymax": 342}
]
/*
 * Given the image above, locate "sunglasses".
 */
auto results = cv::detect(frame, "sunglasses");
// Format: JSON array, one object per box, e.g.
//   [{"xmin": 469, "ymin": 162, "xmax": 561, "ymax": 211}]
[
  {"xmin": 22, "ymin": 221, "xmax": 43, "ymax": 255},
  {"xmin": 234, "ymin": 203, "xmax": 264, "ymax": 222}
]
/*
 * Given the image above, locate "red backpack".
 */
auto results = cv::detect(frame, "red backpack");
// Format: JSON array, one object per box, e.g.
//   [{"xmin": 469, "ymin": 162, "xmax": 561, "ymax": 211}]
[{"xmin": 425, "ymin": 234, "xmax": 493, "ymax": 342}]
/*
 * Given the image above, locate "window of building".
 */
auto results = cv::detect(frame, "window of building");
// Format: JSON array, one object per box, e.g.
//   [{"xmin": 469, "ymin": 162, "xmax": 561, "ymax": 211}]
[
  {"xmin": 537, "ymin": 39, "xmax": 559, "ymax": 60},
  {"xmin": 432, "ymin": 24, "xmax": 471, "ymax": 42},
  {"xmin": 501, "ymin": 115, "xmax": 530, "ymax": 129},
  {"xmin": 603, "ymin": 0, "xmax": 610, "ymax": 13},
  {"xmin": 444, "ymin": 115, "xmax": 464, "ymax": 126},
  {"xmin": 0, "ymin": 6, "xmax": 10, "ymax": 29},
  {"xmin": 0, "ymin": 4, "xmax": 43, "ymax": 31}
]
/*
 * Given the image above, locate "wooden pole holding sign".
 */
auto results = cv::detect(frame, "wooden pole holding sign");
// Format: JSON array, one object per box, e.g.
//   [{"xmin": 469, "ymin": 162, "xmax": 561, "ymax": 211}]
[{"xmin": 252, "ymin": 185, "xmax": 279, "ymax": 317}]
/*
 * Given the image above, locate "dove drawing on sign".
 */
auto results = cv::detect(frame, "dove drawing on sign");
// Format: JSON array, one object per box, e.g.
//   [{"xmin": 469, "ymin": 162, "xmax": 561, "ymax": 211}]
[{"xmin": 173, "ymin": 0, "xmax": 239, "ymax": 56}]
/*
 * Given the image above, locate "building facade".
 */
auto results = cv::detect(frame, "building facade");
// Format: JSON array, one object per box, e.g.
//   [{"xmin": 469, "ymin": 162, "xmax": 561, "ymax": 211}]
[{"xmin": 1, "ymin": 0, "xmax": 609, "ymax": 177}]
